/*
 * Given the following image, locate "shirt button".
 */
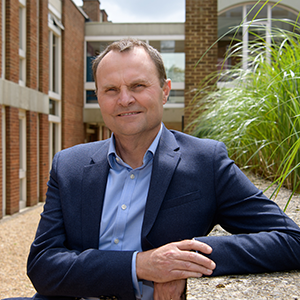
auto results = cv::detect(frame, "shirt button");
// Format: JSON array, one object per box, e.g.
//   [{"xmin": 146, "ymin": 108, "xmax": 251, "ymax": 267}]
[
  {"xmin": 130, "ymin": 174, "xmax": 135, "ymax": 179},
  {"xmin": 114, "ymin": 238, "xmax": 119, "ymax": 244},
  {"xmin": 116, "ymin": 157, "xmax": 120, "ymax": 162},
  {"xmin": 121, "ymin": 204, "xmax": 127, "ymax": 210}
]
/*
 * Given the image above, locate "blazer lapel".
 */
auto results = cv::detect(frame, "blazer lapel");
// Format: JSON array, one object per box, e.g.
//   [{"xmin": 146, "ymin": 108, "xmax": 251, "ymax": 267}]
[
  {"xmin": 81, "ymin": 141, "xmax": 110, "ymax": 250},
  {"xmin": 142, "ymin": 127, "xmax": 181, "ymax": 250}
]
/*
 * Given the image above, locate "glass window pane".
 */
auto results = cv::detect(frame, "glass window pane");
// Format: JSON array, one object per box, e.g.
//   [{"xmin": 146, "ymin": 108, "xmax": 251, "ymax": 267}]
[
  {"xmin": 168, "ymin": 90, "xmax": 184, "ymax": 103},
  {"xmin": 149, "ymin": 40, "xmax": 185, "ymax": 83},
  {"xmin": 161, "ymin": 53, "xmax": 185, "ymax": 83},
  {"xmin": 19, "ymin": 119, "xmax": 23, "ymax": 168},
  {"xmin": 272, "ymin": 7, "xmax": 300, "ymax": 32},
  {"xmin": 52, "ymin": 34, "xmax": 58, "ymax": 93},
  {"xmin": 52, "ymin": 123, "xmax": 56, "ymax": 159},
  {"xmin": 218, "ymin": 6, "xmax": 243, "ymax": 39},
  {"xmin": 19, "ymin": 7, "xmax": 23, "ymax": 50},
  {"xmin": 86, "ymin": 90, "xmax": 98, "ymax": 104},
  {"xmin": 19, "ymin": 58, "xmax": 23, "ymax": 81},
  {"xmin": 49, "ymin": 99, "xmax": 58, "ymax": 115},
  {"xmin": 161, "ymin": 40, "xmax": 175, "ymax": 53},
  {"xmin": 247, "ymin": 4, "xmax": 268, "ymax": 20},
  {"xmin": 86, "ymin": 41, "xmax": 111, "ymax": 82}
]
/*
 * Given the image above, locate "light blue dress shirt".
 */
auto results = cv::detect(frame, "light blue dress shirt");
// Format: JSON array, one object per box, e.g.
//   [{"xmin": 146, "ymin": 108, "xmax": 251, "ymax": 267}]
[{"xmin": 98, "ymin": 125, "xmax": 163, "ymax": 300}]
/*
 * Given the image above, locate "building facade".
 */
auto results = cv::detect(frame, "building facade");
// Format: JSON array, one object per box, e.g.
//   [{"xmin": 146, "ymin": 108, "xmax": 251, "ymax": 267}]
[
  {"xmin": 0, "ymin": 0, "xmax": 299, "ymax": 218},
  {"xmin": 0, "ymin": 0, "xmax": 87, "ymax": 218}
]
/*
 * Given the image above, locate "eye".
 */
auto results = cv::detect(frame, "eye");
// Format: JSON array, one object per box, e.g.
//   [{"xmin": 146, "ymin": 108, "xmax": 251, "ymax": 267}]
[
  {"xmin": 132, "ymin": 83, "xmax": 146, "ymax": 91},
  {"xmin": 105, "ymin": 87, "xmax": 118, "ymax": 93}
]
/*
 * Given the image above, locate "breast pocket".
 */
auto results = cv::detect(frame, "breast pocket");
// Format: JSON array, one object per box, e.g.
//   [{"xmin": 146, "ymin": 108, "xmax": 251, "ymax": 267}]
[
  {"xmin": 160, "ymin": 190, "xmax": 202, "ymax": 211},
  {"xmin": 148, "ymin": 189, "xmax": 214, "ymax": 246}
]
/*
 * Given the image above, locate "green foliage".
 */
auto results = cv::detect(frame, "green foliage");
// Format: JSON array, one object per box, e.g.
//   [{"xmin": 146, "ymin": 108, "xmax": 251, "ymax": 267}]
[{"xmin": 188, "ymin": 22, "xmax": 300, "ymax": 208}]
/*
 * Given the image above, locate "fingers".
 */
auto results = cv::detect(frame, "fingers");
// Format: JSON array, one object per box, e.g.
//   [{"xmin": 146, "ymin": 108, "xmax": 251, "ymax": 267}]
[
  {"xmin": 158, "ymin": 244, "xmax": 215, "ymax": 274},
  {"xmin": 175, "ymin": 239, "xmax": 213, "ymax": 255},
  {"xmin": 153, "ymin": 279, "xmax": 186, "ymax": 300},
  {"xmin": 136, "ymin": 239, "xmax": 216, "ymax": 283}
]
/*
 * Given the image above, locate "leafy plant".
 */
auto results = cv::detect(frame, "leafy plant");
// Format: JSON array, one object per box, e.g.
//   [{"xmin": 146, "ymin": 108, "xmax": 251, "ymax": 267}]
[{"xmin": 187, "ymin": 21, "xmax": 300, "ymax": 209}]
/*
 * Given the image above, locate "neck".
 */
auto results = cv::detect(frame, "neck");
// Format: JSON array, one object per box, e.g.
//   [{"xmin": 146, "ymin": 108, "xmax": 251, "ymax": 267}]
[{"xmin": 114, "ymin": 129, "xmax": 160, "ymax": 169}]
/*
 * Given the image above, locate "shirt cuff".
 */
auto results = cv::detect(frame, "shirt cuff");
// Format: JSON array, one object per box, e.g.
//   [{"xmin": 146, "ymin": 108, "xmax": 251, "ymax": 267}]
[{"xmin": 132, "ymin": 251, "xmax": 143, "ymax": 299}]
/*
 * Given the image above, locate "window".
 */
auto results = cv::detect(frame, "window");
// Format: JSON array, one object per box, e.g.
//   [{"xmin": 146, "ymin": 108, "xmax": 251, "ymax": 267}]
[
  {"xmin": 149, "ymin": 40, "xmax": 185, "ymax": 84},
  {"xmin": 86, "ymin": 90, "xmax": 98, "ymax": 104},
  {"xmin": 218, "ymin": 3, "xmax": 300, "ymax": 76},
  {"xmin": 1, "ymin": 0, "xmax": 5, "ymax": 78},
  {"xmin": 86, "ymin": 41, "xmax": 111, "ymax": 82},
  {"xmin": 19, "ymin": 110, "xmax": 26, "ymax": 210},
  {"xmin": 48, "ymin": 121, "xmax": 61, "ymax": 163},
  {"xmin": 19, "ymin": 0, "xmax": 26, "ymax": 85},
  {"xmin": 48, "ymin": 11, "xmax": 63, "ymax": 163},
  {"xmin": 2, "ymin": 107, "xmax": 6, "ymax": 215},
  {"xmin": 49, "ymin": 31, "xmax": 60, "ymax": 94},
  {"xmin": 168, "ymin": 90, "xmax": 184, "ymax": 104}
]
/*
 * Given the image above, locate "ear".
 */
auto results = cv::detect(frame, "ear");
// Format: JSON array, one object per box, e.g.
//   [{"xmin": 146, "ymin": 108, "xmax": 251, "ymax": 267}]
[{"xmin": 162, "ymin": 79, "xmax": 171, "ymax": 105}]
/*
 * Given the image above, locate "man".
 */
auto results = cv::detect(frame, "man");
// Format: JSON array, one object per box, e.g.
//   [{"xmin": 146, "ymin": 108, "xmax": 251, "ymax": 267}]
[{"xmin": 26, "ymin": 38, "xmax": 300, "ymax": 300}]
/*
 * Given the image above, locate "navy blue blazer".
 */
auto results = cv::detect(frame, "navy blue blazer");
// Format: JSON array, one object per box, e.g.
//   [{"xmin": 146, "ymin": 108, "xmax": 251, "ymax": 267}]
[{"xmin": 27, "ymin": 126, "xmax": 300, "ymax": 300}]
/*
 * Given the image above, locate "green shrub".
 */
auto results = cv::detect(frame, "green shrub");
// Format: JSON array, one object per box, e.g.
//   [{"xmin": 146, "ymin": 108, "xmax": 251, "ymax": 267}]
[{"xmin": 188, "ymin": 21, "xmax": 300, "ymax": 209}]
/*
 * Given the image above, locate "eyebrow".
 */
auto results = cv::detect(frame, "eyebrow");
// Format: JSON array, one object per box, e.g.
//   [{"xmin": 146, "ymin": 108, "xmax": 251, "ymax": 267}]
[{"xmin": 101, "ymin": 79, "xmax": 151, "ymax": 90}]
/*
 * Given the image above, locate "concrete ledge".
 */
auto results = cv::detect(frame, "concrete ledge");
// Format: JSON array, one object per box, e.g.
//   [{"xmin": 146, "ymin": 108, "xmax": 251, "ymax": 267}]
[
  {"xmin": 187, "ymin": 174, "xmax": 300, "ymax": 299},
  {"xmin": 187, "ymin": 270, "xmax": 300, "ymax": 299},
  {"xmin": 0, "ymin": 79, "xmax": 49, "ymax": 114}
]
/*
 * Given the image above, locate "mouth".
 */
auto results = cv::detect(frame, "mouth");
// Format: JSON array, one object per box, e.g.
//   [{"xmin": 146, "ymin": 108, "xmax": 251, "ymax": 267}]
[{"xmin": 118, "ymin": 112, "xmax": 141, "ymax": 117}]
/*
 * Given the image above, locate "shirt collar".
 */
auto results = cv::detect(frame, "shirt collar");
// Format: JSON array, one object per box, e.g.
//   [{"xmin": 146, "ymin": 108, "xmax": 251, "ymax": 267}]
[{"xmin": 107, "ymin": 124, "xmax": 163, "ymax": 170}]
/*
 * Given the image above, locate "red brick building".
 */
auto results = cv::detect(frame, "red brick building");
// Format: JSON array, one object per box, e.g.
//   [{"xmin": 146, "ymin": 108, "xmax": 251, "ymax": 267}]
[
  {"xmin": 1, "ymin": 0, "xmax": 299, "ymax": 218},
  {"xmin": 0, "ymin": 0, "xmax": 88, "ymax": 217}
]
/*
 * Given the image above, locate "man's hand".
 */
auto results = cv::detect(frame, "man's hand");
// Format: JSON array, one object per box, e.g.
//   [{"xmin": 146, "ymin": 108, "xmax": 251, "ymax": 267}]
[
  {"xmin": 153, "ymin": 279, "xmax": 186, "ymax": 300},
  {"xmin": 136, "ymin": 239, "xmax": 216, "ymax": 283}
]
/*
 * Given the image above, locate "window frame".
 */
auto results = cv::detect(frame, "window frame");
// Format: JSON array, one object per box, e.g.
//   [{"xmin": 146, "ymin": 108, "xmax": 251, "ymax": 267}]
[
  {"xmin": 19, "ymin": 0, "xmax": 26, "ymax": 86},
  {"xmin": 19, "ymin": 109, "xmax": 26, "ymax": 210}
]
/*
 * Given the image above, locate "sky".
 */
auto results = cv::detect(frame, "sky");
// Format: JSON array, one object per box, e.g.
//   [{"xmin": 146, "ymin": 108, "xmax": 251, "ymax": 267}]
[{"xmin": 73, "ymin": 0, "xmax": 185, "ymax": 23}]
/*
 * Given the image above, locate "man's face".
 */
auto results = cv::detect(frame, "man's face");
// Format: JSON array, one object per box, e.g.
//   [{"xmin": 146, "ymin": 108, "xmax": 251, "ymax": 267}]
[{"xmin": 96, "ymin": 47, "xmax": 171, "ymax": 140}]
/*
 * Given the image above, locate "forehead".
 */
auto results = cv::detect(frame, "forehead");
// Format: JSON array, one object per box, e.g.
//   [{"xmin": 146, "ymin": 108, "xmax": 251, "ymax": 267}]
[{"xmin": 97, "ymin": 47, "xmax": 157, "ymax": 76}]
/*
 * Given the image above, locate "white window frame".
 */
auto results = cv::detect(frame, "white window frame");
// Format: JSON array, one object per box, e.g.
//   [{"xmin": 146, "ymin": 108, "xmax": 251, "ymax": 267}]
[
  {"xmin": 217, "ymin": 2, "xmax": 274, "ymax": 88},
  {"xmin": 48, "ymin": 118, "xmax": 61, "ymax": 168},
  {"xmin": 242, "ymin": 4, "xmax": 272, "ymax": 69},
  {"xmin": 19, "ymin": 0, "xmax": 26, "ymax": 86},
  {"xmin": 1, "ymin": 0, "xmax": 5, "ymax": 79},
  {"xmin": 48, "ymin": 10, "xmax": 62, "ymax": 165},
  {"xmin": 48, "ymin": 30, "xmax": 61, "ymax": 96},
  {"xmin": 2, "ymin": 107, "xmax": 6, "ymax": 216},
  {"xmin": 19, "ymin": 110, "xmax": 26, "ymax": 210}
]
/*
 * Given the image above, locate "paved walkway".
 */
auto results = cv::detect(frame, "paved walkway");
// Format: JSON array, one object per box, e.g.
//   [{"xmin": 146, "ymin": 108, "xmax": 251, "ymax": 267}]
[{"xmin": 0, "ymin": 203, "xmax": 44, "ymax": 299}]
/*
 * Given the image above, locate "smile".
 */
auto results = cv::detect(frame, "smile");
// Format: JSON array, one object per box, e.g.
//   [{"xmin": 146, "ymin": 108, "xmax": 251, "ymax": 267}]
[{"xmin": 118, "ymin": 112, "xmax": 140, "ymax": 116}]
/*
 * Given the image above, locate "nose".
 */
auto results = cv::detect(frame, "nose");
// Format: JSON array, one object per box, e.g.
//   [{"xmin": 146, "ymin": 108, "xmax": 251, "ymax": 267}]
[{"xmin": 118, "ymin": 87, "xmax": 135, "ymax": 107}]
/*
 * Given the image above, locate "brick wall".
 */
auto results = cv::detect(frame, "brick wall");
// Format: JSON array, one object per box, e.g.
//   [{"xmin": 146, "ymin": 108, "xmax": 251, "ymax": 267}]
[
  {"xmin": 26, "ymin": 111, "xmax": 38, "ymax": 206},
  {"xmin": 61, "ymin": 0, "xmax": 85, "ymax": 149},
  {"xmin": 5, "ymin": 0, "xmax": 19, "ymax": 83},
  {"xmin": 184, "ymin": 0, "xmax": 218, "ymax": 132},
  {"xmin": 5, "ymin": 106, "xmax": 19, "ymax": 214},
  {"xmin": 0, "ymin": 0, "xmax": 2, "ymax": 77},
  {"xmin": 37, "ymin": 0, "xmax": 49, "ymax": 203},
  {"xmin": 26, "ymin": 0, "xmax": 38, "ymax": 89},
  {"xmin": 39, "ymin": 113, "xmax": 49, "ymax": 202},
  {"xmin": 38, "ymin": 0, "xmax": 49, "ymax": 94},
  {"xmin": 82, "ymin": 0, "xmax": 100, "ymax": 22},
  {"xmin": 0, "ymin": 0, "xmax": 50, "ymax": 216}
]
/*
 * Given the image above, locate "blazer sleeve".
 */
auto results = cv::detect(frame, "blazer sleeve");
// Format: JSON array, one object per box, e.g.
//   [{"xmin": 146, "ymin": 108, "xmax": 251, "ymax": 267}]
[
  {"xmin": 27, "ymin": 152, "xmax": 137, "ymax": 300},
  {"xmin": 195, "ymin": 141, "xmax": 300, "ymax": 276}
]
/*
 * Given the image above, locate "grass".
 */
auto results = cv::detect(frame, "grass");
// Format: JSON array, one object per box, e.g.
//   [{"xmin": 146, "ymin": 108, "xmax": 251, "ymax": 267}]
[{"xmin": 187, "ymin": 21, "xmax": 300, "ymax": 209}]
